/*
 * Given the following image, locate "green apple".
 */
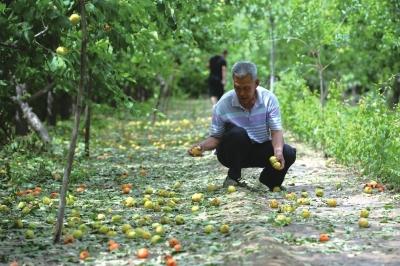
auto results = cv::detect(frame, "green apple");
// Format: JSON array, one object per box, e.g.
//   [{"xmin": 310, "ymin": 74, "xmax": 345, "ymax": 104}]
[
  {"xmin": 269, "ymin": 156, "xmax": 278, "ymax": 164},
  {"xmin": 151, "ymin": 235, "xmax": 161, "ymax": 244},
  {"xmin": 219, "ymin": 224, "xmax": 230, "ymax": 234},
  {"xmin": 155, "ymin": 225, "xmax": 164, "ymax": 235},
  {"xmin": 144, "ymin": 201, "xmax": 154, "ymax": 209},
  {"xmin": 227, "ymin": 186, "xmax": 236, "ymax": 193},
  {"xmin": 269, "ymin": 199, "xmax": 279, "ymax": 208},
  {"xmin": 125, "ymin": 230, "xmax": 136, "ymax": 239},
  {"xmin": 72, "ymin": 229, "xmax": 83, "ymax": 239},
  {"xmin": 56, "ymin": 46, "xmax": 68, "ymax": 56},
  {"xmin": 107, "ymin": 230, "xmax": 117, "ymax": 237},
  {"xmin": 363, "ymin": 186, "xmax": 373, "ymax": 194},
  {"xmin": 121, "ymin": 224, "xmax": 132, "ymax": 233},
  {"xmin": 191, "ymin": 205, "xmax": 199, "ymax": 212},
  {"xmin": 175, "ymin": 215, "xmax": 185, "ymax": 225},
  {"xmin": 69, "ymin": 14, "xmax": 80, "ymax": 25},
  {"xmin": 99, "ymin": 225, "xmax": 109, "ymax": 234},
  {"xmin": 25, "ymin": 229, "xmax": 34, "ymax": 239},
  {"xmin": 15, "ymin": 219, "xmax": 24, "ymax": 228},
  {"xmin": 315, "ymin": 188, "xmax": 324, "ymax": 197},
  {"xmin": 207, "ymin": 183, "xmax": 217, "ymax": 192},
  {"xmin": 300, "ymin": 191, "xmax": 309, "ymax": 198},
  {"xmin": 358, "ymin": 218, "xmax": 369, "ymax": 228},
  {"xmin": 285, "ymin": 192, "xmax": 297, "ymax": 201},
  {"xmin": 360, "ymin": 209, "xmax": 369, "ymax": 218},
  {"xmin": 326, "ymin": 198, "xmax": 337, "ymax": 207},
  {"xmin": 191, "ymin": 193, "xmax": 203, "ymax": 202},
  {"xmin": 204, "ymin": 224, "xmax": 214, "ymax": 234},
  {"xmin": 210, "ymin": 197, "xmax": 221, "ymax": 206},
  {"xmin": 145, "ymin": 186, "xmax": 154, "ymax": 194},
  {"xmin": 272, "ymin": 186, "xmax": 281, "ymax": 192},
  {"xmin": 97, "ymin": 213, "xmax": 106, "ymax": 220},
  {"xmin": 301, "ymin": 209, "xmax": 311, "ymax": 218}
]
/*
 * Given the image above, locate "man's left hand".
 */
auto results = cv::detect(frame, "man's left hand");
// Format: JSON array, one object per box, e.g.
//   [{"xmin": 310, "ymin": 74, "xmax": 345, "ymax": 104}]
[{"xmin": 275, "ymin": 152, "xmax": 285, "ymax": 170}]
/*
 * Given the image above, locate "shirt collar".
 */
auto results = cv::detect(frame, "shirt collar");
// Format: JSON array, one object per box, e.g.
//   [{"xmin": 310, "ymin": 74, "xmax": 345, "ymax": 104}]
[{"xmin": 232, "ymin": 86, "xmax": 263, "ymax": 108}]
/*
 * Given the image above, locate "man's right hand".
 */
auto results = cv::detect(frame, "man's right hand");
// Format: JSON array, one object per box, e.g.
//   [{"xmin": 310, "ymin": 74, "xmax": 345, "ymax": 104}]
[{"xmin": 188, "ymin": 144, "xmax": 203, "ymax": 157}]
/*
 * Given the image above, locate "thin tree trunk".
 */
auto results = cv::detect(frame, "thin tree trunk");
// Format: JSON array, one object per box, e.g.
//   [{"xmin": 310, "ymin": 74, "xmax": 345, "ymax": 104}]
[
  {"xmin": 47, "ymin": 90, "xmax": 56, "ymax": 126},
  {"xmin": 84, "ymin": 72, "xmax": 92, "ymax": 157},
  {"xmin": 316, "ymin": 52, "xmax": 326, "ymax": 106},
  {"xmin": 160, "ymin": 75, "xmax": 173, "ymax": 113},
  {"xmin": 269, "ymin": 10, "xmax": 276, "ymax": 92},
  {"xmin": 54, "ymin": 0, "xmax": 87, "ymax": 243},
  {"xmin": 12, "ymin": 84, "xmax": 52, "ymax": 144},
  {"xmin": 152, "ymin": 75, "xmax": 165, "ymax": 124}
]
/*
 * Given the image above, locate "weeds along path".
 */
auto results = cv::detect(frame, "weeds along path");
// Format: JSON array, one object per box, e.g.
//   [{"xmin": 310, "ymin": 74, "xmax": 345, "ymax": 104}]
[{"xmin": 1, "ymin": 99, "xmax": 399, "ymax": 265}]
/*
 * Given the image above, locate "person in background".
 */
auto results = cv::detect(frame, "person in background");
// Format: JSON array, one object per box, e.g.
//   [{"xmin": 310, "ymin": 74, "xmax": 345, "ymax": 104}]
[
  {"xmin": 208, "ymin": 50, "xmax": 228, "ymax": 107},
  {"xmin": 189, "ymin": 61, "xmax": 296, "ymax": 191}
]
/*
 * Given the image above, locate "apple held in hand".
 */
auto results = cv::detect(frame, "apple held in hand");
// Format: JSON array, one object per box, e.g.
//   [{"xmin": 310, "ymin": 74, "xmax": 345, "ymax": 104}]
[
  {"xmin": 269, "ymin": 156, "xmax": 283, "ymax": 170},
  {"xmin": 190, "ymin": 145, "xmax": 203, "ymax": 157}
]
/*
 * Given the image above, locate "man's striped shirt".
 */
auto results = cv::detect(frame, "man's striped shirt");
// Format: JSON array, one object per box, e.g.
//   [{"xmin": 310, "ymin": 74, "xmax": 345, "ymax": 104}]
[{"xmin": 210, "ymin": 86, "xmax": 282, "ymax": 143}]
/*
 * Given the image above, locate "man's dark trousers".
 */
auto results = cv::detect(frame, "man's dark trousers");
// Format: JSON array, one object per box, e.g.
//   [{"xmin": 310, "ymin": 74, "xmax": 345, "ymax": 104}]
[{"xmin": 216, "ymin": 125, "xmax": 296, "ymax": 189}]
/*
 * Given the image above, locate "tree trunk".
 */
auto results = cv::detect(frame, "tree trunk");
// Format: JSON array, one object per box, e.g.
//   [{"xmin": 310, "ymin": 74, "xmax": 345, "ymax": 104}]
[
  {"xmin": 54, "ymin": 0, "xmax": 87, "ymax": 243},
  {"xmin": 12, "ymin": 84, "xmax": 52, "ymax": 144},
  {"xmin": 160, "ymin": 75, "xmax": 174, "ymax": 113},
  {"xmin": 84, "ymin": 72, "xmax": 92, "ymax": 157},
  {"xmin": 14, "ymin": 108, "xmax": 29, "ymax": 136},
  {"xmin": 269, "ymin": 10, "xmax": 276, "ymax": 92},
  {"xmin": 47, "ymin": 90, "xmax": 56, "ymax": 126}
]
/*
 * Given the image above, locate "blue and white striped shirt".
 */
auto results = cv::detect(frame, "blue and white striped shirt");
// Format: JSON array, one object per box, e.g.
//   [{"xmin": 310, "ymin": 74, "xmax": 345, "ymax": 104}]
[{"xmin": 210, "ymin": 86, "xmax": 282, "ymax": 143}]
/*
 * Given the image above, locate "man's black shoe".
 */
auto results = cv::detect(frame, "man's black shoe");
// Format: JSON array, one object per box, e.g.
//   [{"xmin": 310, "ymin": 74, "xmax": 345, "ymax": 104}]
[{"xmin": 223, "ymin": 176, "xmax": 249, "ymax": 188}]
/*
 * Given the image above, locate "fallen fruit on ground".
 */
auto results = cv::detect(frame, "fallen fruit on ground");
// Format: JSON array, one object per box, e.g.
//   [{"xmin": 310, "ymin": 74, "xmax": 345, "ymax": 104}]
[
  {"xmin": 219, "ymin": 224, "xmax": 230, "ymax": 234},
  {"xmin": 210, "ymin": 197, "xmax": 221, "ymax": 206},
  {"xmin": 363, "ymin": 186, "xmax": 373, "ymax": 194},
  {"xmin": 207, "ymin": 183, "xmax": 217, "ymax": 192},
  {"xmin": 285, "ymin": 192, "xmax": 297, "ymax": 200},
  {"xmin": 169, "ymin": 237, "xmax": 180, "ymax": 248},
  {"xmin": 360, "ymin": 209, "xmax": 369, "ymax": 218},
  {"xmin": 301, "ymin": 209, "xmax": 311, "ymax": 218},
  {"xmin": 165, "ymin": 257, "xmax": 177, "ymax": 266},
  {"xmin": 326, "ymin": 198, "xmax": 337, "ymax": 207},
  {"xmin": 191, "ymin": 193, "xmax": 203, "ymax": 202},
  {"xmin": 175, "ymin": 215, "xmax": 185, "ymax": 225},
  {"xmin": 79, "ymin": 250, "xmax": 89, "ymax": 260},
  {"xmin": 272, "ymin": 186, "xmax": 281, "ymax": 192},
  {"xmin": 358, "ymin": 218, "xmax": 369, "ymax": 228},
  {"xmin": 204, "ymin": 224, "xmax": 214, "ymax": 234},
  {"xmin": 269, "ymin": 199, "xmax": 279, "ymax": 208},
  {"xmin": 24, "ymin": 229, "xmax": 34, "ymax": 239},
  {"xmin": 137, "ymin": 248, "xmax": 149, "ymax": 259},
  {"xmin": 315, "ymin": 188, "xmax": 324, "ymax": 197},
  {"xmin": 72, "ymin": 229, "xmax": 83, "ymax": 239},
  {"xmin": 319, "ymin": 233, "xmax": 329, "ymax": 242},
  {"xmin": 227, "ymin": 185, "xmax": 236, "ymax": 193}
]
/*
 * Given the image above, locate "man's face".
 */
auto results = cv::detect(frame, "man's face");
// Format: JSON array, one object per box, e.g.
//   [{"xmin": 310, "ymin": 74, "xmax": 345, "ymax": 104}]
[{"xmin": 233, "ymin": 74, "xmax": 259, "ymax": 107}]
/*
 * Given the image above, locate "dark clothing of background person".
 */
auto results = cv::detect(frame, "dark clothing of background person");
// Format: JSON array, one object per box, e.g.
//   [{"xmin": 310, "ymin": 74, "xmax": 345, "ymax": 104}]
[{"xmin": 208, "ymin": 55, "xmax": 227, "ymax": 100}]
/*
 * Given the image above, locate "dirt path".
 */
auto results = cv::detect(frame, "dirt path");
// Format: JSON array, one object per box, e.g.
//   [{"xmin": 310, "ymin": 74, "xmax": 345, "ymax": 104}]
[{"xmin": 2, "ymin": 99, "xmax": 399, "ymax": 266}]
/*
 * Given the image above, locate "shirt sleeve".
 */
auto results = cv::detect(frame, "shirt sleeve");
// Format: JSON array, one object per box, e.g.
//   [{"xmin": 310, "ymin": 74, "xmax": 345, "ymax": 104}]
[
  {"xmin": 209, "ymin": 106, "xmax": 225, "ymax": 138},
  {"xmin": 266, "ymin": 93, "xmax": 282, "ymax": 130}
]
